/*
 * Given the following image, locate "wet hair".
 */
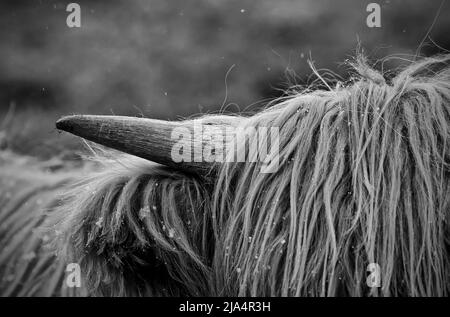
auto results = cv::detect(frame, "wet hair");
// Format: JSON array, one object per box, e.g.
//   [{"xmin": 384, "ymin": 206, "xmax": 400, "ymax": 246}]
[
  {"xmin": 212, "ymin": 54, "xmax": 450, "ymax": 296},
  {"xmin": 2, "ymin": 54, "xmax": 448, "ymax": 296}
]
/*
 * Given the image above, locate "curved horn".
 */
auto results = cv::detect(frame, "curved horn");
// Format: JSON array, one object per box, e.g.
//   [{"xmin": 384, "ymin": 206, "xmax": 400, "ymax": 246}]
[{"xmin": 56, "ymin": 115, "xmax": 238, "ymax": 174}]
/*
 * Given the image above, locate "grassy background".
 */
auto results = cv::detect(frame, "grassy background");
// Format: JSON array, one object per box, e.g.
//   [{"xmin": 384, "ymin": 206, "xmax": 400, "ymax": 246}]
[{"xmin": 0, "ymin": 0, "xmax": 449, "ymax": 159}]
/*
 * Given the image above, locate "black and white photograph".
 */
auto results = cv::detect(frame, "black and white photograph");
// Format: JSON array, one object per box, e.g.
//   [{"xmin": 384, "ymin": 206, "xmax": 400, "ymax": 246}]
[{"xmin": 0, "ymin": 0, "xmax": 449, "ymax": 304}]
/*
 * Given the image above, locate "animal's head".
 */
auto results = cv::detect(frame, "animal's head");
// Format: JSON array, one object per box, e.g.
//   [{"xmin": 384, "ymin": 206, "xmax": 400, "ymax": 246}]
[{"xmin": 52, "ymin": 55, "xmax": 450, "ymax": 296}]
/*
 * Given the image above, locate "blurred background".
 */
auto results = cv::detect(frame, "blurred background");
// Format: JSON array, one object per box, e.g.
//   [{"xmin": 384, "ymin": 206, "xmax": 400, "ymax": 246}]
[{"xmin": 0, "ymin": 0, "xmax": 448, "ymax": 159}]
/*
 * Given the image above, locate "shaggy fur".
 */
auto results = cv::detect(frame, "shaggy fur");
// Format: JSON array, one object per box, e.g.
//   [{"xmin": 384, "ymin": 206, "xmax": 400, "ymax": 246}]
[
  {"xmin": 213, "ymin": 55, "xmax": 450, "ymax": 296},
  {"xmin": 0, "ymin": 153, "xmax": 79, "ymax": 296},
  {"xmin": 0, "ymin": 54, "xmax": 449, "ymax": 296},
  {"xmin": 48, "ymin": 155, "xmax": 214, "ymax": 296}
]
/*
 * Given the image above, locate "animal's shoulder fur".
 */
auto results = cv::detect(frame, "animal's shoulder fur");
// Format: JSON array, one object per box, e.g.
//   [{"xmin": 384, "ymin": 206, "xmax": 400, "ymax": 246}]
[
  {"xmin": 0, "ymin": 151, "xmax": 214, "ymax": 296},
  {"xmin": 0, "ymin": 150, "xmax": 87, "ymax": 296}
]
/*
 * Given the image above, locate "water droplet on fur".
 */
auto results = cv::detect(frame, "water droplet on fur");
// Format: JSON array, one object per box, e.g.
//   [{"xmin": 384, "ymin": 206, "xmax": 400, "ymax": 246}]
[
  {"xmin": 236, "ymin": 267, "xmax": 241, "ymax": 273},
  {"xmin": 139, "ymin": 206, "xmax": 151, "ymax": 220},
  {"xmin": 168, "ymin": 228, "xmax": 175, "ymax": 238},
  {"xmin": 23, "ymin": 251, "xmax": 36, "ymax": 261},
  {"xmin": 95, "ymin": 217, "xmax": 103, "ymax": 228},
  {"xmin": 152, "ymin": 205, "xmax": 157, "ymax": 211},
  {"xmin": 281, "ymin": 239, "xmax": 286, "ymax": 244}
]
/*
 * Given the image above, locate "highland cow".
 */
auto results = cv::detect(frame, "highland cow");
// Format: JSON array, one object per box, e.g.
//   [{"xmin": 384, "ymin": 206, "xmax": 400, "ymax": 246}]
[{"xmin": 0, "ymin": 55, "xmax": 449, "ymax": 296}]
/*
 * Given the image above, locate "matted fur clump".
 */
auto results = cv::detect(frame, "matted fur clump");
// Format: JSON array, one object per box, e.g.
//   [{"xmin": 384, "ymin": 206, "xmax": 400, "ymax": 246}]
[
  {"xmin": 48, "ymin": 155, "xmax": 214, "ymax": 296},
  {"xmin": 2, "ymin": 54, "xmax": 448, "ymax": 297}
]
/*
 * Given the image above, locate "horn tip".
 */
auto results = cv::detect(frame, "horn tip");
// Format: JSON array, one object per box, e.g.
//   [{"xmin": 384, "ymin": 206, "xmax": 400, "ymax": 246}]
[
  {"xmin": 56, "ymin": 115, "xmax": 77, "ymax": 132},
  {"xmin": 56, "ymin": 115, "xmax": 91, "ymax": 132}
]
